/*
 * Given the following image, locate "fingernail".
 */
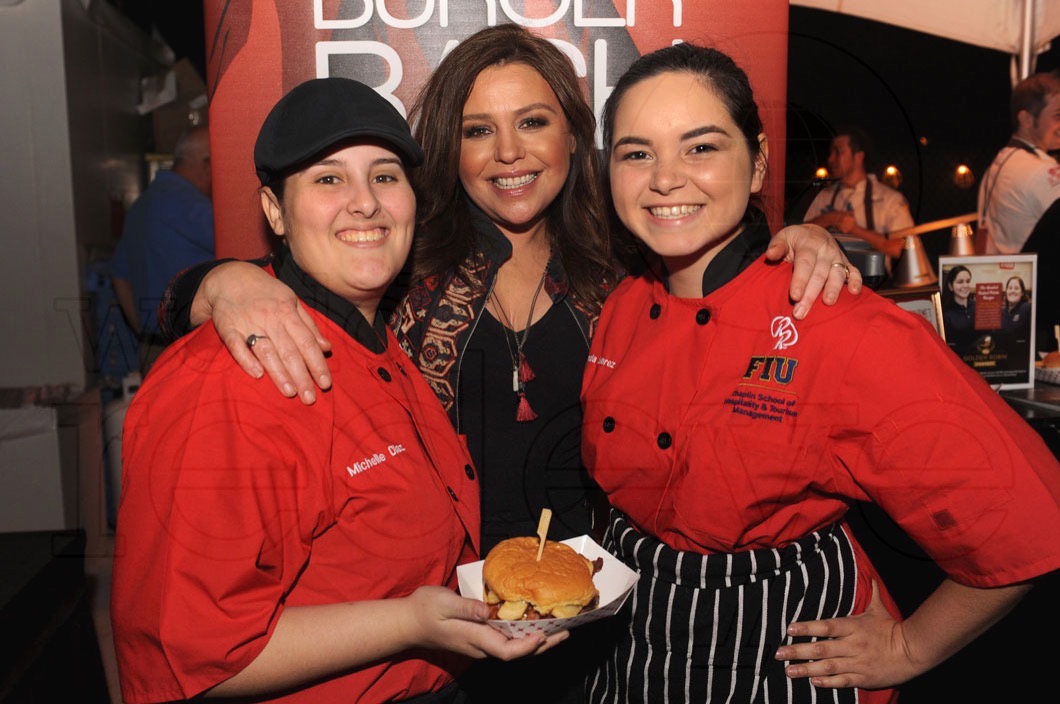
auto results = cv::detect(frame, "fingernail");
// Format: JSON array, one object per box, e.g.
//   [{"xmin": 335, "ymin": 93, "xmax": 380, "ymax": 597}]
[
  {"xmin": 793, "ymin": 305, "xmax": 807, "ymax": 320},
  {"xmin": 775, "ymin": 647, "xmax": 787, "ymax": 659},
  {"xmin": 301, "ymin": 389, "xmax": 316, "ymax": 405},
  {"xmin": 319, "ymin": 374, "xmax": 332, "ymax": 389},
  {"xmin": 282, "ymin": 383, "xmax": 296, "ymax": 397}
]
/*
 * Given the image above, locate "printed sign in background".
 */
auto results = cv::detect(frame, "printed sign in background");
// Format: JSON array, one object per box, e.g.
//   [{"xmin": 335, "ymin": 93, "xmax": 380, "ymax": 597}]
[
  {"xmin": 938, "ymin": 254, "xmax": 1037, "ymax": 389},
  {"xmin": 202, "ymin": 1, "xmax": 789, "ymax": 258}
]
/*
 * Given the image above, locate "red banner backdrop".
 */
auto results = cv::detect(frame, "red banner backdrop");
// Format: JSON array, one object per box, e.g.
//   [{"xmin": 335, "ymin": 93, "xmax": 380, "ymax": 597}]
[{"xmin": 201, "ymin": 1, "xmax": 789, "ymax": 258}]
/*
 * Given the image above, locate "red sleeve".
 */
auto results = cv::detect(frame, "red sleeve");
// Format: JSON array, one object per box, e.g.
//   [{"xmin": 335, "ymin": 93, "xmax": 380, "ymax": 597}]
[
  {"xmin": 831, "ymin": 300, "xmax": 1060, "ymax": 587},
  {"xmin": 117, "ymin": 326, "xmax": 333, "ymax": 697}
]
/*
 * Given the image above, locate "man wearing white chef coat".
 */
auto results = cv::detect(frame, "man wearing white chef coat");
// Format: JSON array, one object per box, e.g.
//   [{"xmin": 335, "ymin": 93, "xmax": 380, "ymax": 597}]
[
  {"xmin": 978, "ymin": 71, "xmax": 1060, "ymax": 255},
  {"xmin": 803, "ymin": 126, "xmax": 914, "ymax": 272}
]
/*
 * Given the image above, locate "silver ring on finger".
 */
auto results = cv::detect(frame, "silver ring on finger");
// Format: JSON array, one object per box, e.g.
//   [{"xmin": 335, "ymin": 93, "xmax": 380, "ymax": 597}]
[{"xmin": 246, "ymin": 333, "xmax": 268, "ymax": 348}]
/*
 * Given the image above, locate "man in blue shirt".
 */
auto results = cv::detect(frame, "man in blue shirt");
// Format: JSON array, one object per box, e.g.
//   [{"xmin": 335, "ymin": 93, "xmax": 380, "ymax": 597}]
[{"xmin": 112, "ymin": 125, "xmax": 214, "ymax": 373}]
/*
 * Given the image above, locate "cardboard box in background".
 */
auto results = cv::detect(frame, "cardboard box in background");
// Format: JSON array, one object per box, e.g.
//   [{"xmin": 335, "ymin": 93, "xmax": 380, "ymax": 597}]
[
  {"xmin": 146, "ymin": 58, "xmax": 208, "ymax": 154},
  {"xmin": 0, "ymin": 388, "xmax": 104, "ymax": 543},
  {"xmin": 0, "ymin": 405, "xmax": 69, "ymax": 531}
]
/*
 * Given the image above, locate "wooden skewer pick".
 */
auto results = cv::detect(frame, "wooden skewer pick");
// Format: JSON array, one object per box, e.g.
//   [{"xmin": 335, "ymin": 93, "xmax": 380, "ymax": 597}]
[{"xmin": 536, "ymin": 508, "xmax": 552, "ymax": 561}]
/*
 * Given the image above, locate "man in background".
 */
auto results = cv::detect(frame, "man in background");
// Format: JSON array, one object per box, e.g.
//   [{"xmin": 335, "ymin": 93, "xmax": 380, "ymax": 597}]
[
  {"xmin": 981, "ymin": 71, "xmax": 1060, "ymax": 353},
  {"xmin": 804, "ymin": 126, "xmax": 914, "ymax": 272},
  {"xmin": 978, "ymin": 71, "xmax": 1060, "ymax": 255},
  {"xmin": 112, "ymin": 125, "xmax": 214, "ymax": 373}
]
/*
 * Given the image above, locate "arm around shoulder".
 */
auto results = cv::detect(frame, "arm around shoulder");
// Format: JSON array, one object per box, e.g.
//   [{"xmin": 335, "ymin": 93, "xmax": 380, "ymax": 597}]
[
  {"xmin": 765, "ymin": 222, "xmax": 863, "ymax": 319},
  {"xmin": 189, "ymin": 259, "xmax": 334, "ymax": 404},
  {"xmin": 159, "ymin": 258, "xmax": 233, "ymax": 340}
]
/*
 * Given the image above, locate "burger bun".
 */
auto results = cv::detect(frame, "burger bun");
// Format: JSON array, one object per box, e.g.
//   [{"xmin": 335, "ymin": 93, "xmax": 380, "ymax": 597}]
[{"xmin": 483, "ymin": 536, "xmax": 598, "ymax": 619}]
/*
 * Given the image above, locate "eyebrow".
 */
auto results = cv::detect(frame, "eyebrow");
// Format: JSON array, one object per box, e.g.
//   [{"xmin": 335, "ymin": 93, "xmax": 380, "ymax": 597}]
[
  {"xmin": 462, "ymin": 102, "xmax": 559, "ymax": 122},
  {"xmin": 313, "ymin": 156, "xmax": 403, "ymax": 168},
  {"xmin": 613, "ymin": 124, "xmax": 730, "ymax": 149}
]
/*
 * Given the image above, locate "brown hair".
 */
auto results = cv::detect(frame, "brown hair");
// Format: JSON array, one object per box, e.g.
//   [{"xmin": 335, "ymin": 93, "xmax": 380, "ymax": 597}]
[
  {"xmin": 1011, "ymin": 71, "xmax": 1060, "ymax": 130},
  {"xmin": 409, "ymin": 24, "xmax": 613, "ymax": 312}
]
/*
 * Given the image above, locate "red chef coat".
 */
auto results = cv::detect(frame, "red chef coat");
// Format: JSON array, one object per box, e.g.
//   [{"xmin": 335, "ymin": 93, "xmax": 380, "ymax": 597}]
[
  {"xmin": 582, "ymin": 258, "xmax": 1060, "ymax": 589},
  {"xmin": 112, "ymin": 257, "xmax": 480, "ymax": 703}
]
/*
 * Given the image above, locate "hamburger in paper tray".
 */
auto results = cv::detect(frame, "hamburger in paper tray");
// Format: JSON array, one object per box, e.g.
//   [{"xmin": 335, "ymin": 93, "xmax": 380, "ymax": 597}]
[{"xmin": 457, "ymin": 534, "xmax": 638, "ymax": 638}]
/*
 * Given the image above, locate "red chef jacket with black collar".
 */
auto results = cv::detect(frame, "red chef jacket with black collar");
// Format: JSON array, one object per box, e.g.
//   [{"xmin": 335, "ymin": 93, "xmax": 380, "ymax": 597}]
[
  {"xmin": 582, "ymin": 251, "xmax": 1060, "ymax": 591},
  {"xmin": 112, "ymin": 249, "xmax": 480, "ymax": 703}
]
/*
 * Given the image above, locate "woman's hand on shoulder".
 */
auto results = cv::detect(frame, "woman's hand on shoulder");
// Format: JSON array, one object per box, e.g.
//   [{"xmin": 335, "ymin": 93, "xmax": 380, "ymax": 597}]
[
  {"xmin": 766, "ymin": 223, "xmax": 863, "ymax": 319},
  {"xmin": 200, "ymin": 261, "xmax": 333, "ymax": 404},
  {"xmin": 401, "ymin": 586, "xmax": 568, "ymax": 661}
]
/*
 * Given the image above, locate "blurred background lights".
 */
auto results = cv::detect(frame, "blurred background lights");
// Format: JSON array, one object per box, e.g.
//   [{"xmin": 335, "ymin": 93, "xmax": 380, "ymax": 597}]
[
  {"xmin": 882, "ymin": 164, "xmax": 902, "ymax": 189},
  {"xmin": 954, "ymin": 164, "xmax": 975, "ymax": 189},
  {"xmin": 815, "ymin": 167, "xmax": 829, "ymax": 179}
]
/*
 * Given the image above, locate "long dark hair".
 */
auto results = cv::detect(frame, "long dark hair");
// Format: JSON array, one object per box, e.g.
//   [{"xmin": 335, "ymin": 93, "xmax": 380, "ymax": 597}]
[
  {"xmin": 942, "ymin": 265, "xmax": 972, "ymax": 309},
  {"xmin": 408, "ymin": 24, "xmax": 614, "ymax": 313}
]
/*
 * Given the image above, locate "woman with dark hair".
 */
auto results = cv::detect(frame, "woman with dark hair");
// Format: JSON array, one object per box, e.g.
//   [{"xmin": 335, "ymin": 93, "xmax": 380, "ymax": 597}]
[
  {"xmin": 583, "ymin": 41, "xmax": 1060, "ymax": 703},
  {"xmin": 941, "ymin": 264, "xmax": 976, "ymax": 355},
  {"xmin": 395, "ymin": 28, "xmax": 612, "ymax": 558},
  {"xmin": 407, "ymin": 23, "xmax": 611, "ymax": 314}
]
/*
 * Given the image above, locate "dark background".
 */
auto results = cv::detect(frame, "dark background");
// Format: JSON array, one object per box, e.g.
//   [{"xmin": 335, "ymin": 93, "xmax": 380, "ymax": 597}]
[
  {"xmin": 786, "ymin": 8, "xmax": 1060, "ymax": 233},
  {"xmin": 118, "ymin": 2, "xmax": 1060, "ymax": 231}
]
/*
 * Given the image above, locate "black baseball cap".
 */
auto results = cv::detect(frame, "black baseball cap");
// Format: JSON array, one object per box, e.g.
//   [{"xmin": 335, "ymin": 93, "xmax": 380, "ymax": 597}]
[{"xmin": 254, "ymin": 77, "xmax": 424, "ymax": 185}]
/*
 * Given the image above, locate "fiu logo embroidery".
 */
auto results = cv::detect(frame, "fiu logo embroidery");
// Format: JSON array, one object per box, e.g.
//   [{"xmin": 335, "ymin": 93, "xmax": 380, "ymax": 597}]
[
  {"xmin": 771, "ymin": 316, "xmax": 798, "ymax": 350},
  {"xmin": 743, "ymin": 356, "xmax": 798, "ymax": 384}
]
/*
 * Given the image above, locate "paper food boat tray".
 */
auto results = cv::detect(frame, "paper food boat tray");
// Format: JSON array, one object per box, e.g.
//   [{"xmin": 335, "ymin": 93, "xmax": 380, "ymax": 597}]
[{"xmin": 457, "ymin": 534, "xmax": 638, "ymax": 638}]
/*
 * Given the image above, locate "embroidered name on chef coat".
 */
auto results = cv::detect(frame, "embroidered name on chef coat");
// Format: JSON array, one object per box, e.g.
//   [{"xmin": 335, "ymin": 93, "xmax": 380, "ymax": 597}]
[{"xmin": 346, "ymin": 443, "xmax": 407, "ymax": 476}]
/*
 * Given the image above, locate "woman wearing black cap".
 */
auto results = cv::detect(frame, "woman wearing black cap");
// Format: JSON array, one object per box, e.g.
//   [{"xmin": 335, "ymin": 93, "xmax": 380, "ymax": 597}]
[{"xmin": 110, "ymin": 77, "xmax": 565, "ymax": 704}]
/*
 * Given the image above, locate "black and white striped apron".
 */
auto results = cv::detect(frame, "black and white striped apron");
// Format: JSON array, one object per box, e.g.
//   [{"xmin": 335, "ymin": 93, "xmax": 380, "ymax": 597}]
[{"xmin": 588, "ymin": 510, "xmax": 859, "ymax": 704}]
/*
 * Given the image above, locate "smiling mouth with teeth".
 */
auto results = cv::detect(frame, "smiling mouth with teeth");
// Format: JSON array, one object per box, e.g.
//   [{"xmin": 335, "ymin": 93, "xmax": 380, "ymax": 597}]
[
  {"xmin": 493, "ymin": 173, "xmax": 539, "ymax": 189},
  {"xmin": 338, "ymin": 229, "xmax": 387, "ymax": 243},
  {"xmin": 650, "ymin": 204, "xmax": 702, "ymax": 219}
]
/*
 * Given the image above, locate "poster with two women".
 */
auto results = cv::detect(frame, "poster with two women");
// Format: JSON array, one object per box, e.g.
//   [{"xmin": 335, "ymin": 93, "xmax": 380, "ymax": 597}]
[{"xmin": 939, "ymin": 254, "xmax": 1037, "ymax": 389}]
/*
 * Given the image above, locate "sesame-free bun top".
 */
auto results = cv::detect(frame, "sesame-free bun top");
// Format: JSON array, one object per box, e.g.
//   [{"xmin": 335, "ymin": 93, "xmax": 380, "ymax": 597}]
[{"xmin": 483, "ymin": 537, "xmax": 598, "ymax": 617}]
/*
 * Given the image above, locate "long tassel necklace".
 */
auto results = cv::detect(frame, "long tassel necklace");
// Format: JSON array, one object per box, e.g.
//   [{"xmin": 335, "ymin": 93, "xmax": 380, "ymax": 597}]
[{"xmin": 493, "ymin": 260, "xmax": 549, "ymax": 422}]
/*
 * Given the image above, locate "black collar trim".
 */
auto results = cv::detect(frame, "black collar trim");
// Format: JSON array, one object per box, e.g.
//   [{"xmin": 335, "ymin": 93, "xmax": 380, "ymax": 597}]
[
  {"xmin": 466, "ymin": 199, "xmax": 569, "ymax": 298},
  {"xmin": 273, "ymin": 247, "xmax": 388, "ymax": 353},
  {"xmin": 699, "ymin": 207, "xmax": 771, "ymax": 296}
]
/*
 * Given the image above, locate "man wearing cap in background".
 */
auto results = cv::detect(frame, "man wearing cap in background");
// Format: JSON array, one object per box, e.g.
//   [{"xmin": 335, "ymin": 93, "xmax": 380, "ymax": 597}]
[
  {"xmin": 110, "ymin": 76, "xmax": 564, "ymax": 704},
  {"xmin": 803, "ymin": 126, "xmax": 915, "ymax": 272}
]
